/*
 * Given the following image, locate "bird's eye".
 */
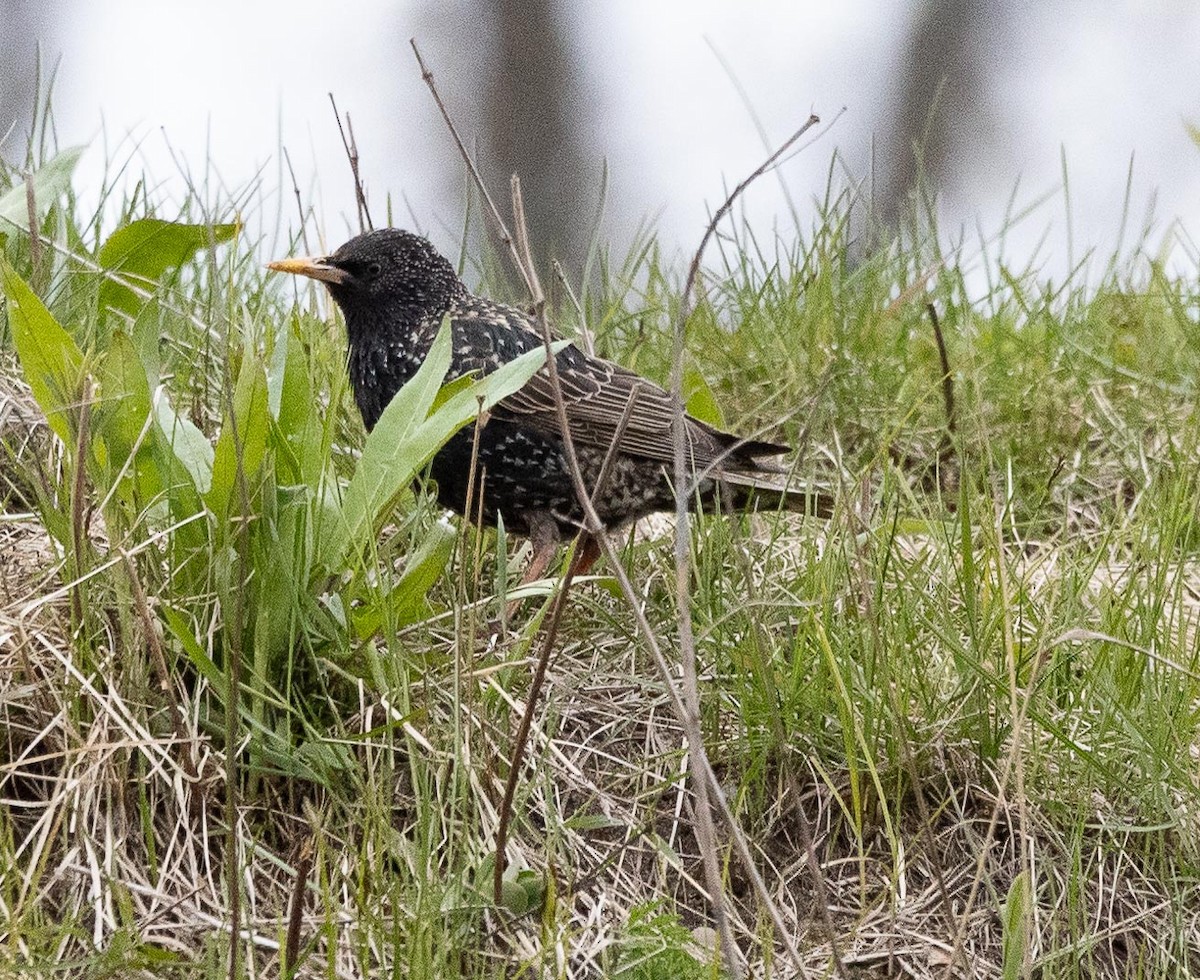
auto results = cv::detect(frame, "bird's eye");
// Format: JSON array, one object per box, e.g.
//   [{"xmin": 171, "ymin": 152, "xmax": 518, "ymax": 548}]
[{"xmin": 366, "ymin": 261, "xmax": 383, "ymax": 278}]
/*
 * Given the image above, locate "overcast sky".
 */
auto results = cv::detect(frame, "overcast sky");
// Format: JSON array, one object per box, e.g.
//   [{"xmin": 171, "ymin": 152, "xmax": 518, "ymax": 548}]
[{"xmin": 6, "ymin": 1, "xmax": 1200, "ymax": 286}]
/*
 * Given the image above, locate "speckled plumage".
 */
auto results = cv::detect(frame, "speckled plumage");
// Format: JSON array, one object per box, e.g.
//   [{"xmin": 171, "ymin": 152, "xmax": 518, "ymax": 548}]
[{"xmin": 274, "ymin": 228, "xmax": 806, "ymax": 541}]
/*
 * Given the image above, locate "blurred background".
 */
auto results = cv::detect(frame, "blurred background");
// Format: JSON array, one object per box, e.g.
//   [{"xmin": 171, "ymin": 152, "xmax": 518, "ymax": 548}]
[{"xmin": 2, "ymin": 0, "xmax": 1199, "ymax": 286}]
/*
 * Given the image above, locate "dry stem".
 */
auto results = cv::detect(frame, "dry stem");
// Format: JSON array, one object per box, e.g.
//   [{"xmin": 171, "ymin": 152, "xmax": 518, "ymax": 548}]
[{"xmin": 329, "ymin": 93, "xmax": 372, "ymax": 233}]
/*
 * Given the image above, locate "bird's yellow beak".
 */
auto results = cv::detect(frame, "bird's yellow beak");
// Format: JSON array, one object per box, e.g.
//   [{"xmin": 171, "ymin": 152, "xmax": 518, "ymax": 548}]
[{"xmin": 267, "ymin": 255, "xmax": 350, "ymax": 285}]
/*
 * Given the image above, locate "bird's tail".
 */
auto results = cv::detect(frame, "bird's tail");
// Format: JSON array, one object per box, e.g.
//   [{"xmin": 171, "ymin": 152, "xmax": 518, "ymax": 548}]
[{"xmin": 716, "ymin": 470, "xmax": 837, "ymax": 520}]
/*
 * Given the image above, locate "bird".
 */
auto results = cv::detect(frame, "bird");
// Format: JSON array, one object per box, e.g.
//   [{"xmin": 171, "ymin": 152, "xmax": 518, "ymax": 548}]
[{"xmin": 269, "ymin": 228, "xmax": 826, "ymax": 583}]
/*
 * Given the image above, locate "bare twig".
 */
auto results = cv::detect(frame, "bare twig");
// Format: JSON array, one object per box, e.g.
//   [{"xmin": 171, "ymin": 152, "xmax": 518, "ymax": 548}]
[
  {"xmin": 329, "ymin": 94, "xmax": 372, "ymax": 233},
  {"xmin": 121, "ymin": 550, "xmax": 199, "ymax": 799},
  {"xmin": 530, "ymin": 302, "xmax": 758, "ymax": 976},
  {"xmin": 493, "ymin": 378, "xmax": 644, "ymax": 901},
  {"xmin": 510, "ymin": 174, "xmax": 544, "ymax": 304},
  {"xmin": 677, "ymin": 115, "xmax": 820, "ymax": 328},
  {"xmin": 25, "ymin": 171, "xmax": 41, "ymax": 281},
  {"xmin": 409, "ymin": 39, "xmax": 540, "ymax": 303},
  {"xmin": 927, "ymin": 303, "xmax": 956, "ymax": 435},
  {"xmin": 589, "ymin": 385, "xmax": 642, "ymax": 503},
  {"xmin": 552, "ymin": 259, "xmax": 595, "ymax": 355},
  {"xmin": 282, "ymin": 147, "xmax": 311, "ymax": 256},
  {"xmin": 926, "ymin": 302, "xmax": 959, "ymax": 490},
  {"xmin": 493, "ymin": 530, "xmax": 589, "ymax": 904},
  {"xmin": 282, "ymin": 835, "xmax": 314, "ymax": 977},
  {"xmin": 493, "ymin": 188, "xmax": 632, "ymax": 901}
]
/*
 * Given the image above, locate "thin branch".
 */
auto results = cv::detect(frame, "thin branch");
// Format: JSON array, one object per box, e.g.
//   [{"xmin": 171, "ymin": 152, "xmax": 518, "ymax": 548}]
[
  {"xmin": 282, "ymin": 147, "xmax": 311, "ymax": 256},
  {"xmin": 493, "ymin": 530, "xmax": 590, "ymax": 905},
  {"xmin": 409, "ymin": 38, "xmax": 540, "ymax": 303},
  {"xmin": 927, "ymin": 301, "xmax": 959, "ymax": 490},
  {"xmin": 589, "ymin": 385, "xmax": 642, "ymax": 503},
  {"xmin": 493, "ymin": 382, "xmax": 641, "ymax": 897},
  {"xmin": 510, "ymin": 174, "xmax": 544, "ymax": 304},
  {"xmin": 927, "ymin": 302, "xmax": 956, "ymax": 435},
  {"xmin": 281, "ymin": 835, "xmax": 314, "ymax": 977},
  {"xmin": 552, "ymin": 258, "xmax": 595, "ymax": 356},
  {"xmin": 329, "ymin": 93, "xmax": 372, "ymax": 233},
  {"xmin": 530, "ymin": 301, "xmax": 755, "ymax": 977}
]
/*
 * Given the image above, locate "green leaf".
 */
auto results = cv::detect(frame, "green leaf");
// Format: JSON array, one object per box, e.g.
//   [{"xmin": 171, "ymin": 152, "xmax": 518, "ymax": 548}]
[
  {"xmin": 94, "ymin": 330, "xmax": 166, "ymax": 504},
  {"xmin": 1001, "ymin": 869, "xmax": 1032, "ymax": 980},
  {"xmin": 207, "ymin": 353, "xmax": 270, "ymax": 517},
  {"xmin": 0, "ymin": 145, "xmax": 86, "ymax": 230},
  {"xmin": 318, "ymin": 321, "xmax": 454, "ymax": 567},
  {"xmin": 269, "ymin": 325, "xmax": 327, "ymax": 488},
  {"xmin": 683, "ymin": 364, "xmax": 725, "ymax": 428},
  {"xmin": 352, "ymin": 521, "xmax": 456, "ymax": 636},
  {"xmin": 162, "ymin": 606, "xmax": 225, "ymax": 699},
  {"xmin": 0, "ymin": 254, "xmax": 85, "ymax": 442},
  {"xmin": 98, "ymin": 217, "xmax": 240, "ymax": 318},
  {"xmin": 319, "ymin": 319, "xmax": 568, "ymax": 570},
  {"xmin": 153, "ymin": 389, "xmax": 214, "ymax": 495},
  {"xmin": 96, "ymin": 330, "xmax": 154, "ymax": 458}
]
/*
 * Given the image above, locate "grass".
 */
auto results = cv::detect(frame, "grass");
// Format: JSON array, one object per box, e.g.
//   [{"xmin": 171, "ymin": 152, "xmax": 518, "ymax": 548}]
[{"xmin": 2, "ymin": 113, "xmax": 1200, "ymax": 979}]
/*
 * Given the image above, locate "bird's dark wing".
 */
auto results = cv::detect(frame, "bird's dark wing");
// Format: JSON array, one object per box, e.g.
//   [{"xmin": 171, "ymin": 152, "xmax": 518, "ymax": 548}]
[
  {"xmin": 501, "ymin": 346, "xmax": 728, "ymax": 467},
  {"xmin": 446, "ymin": 296, "xmax": 788, "ymax": 471}
]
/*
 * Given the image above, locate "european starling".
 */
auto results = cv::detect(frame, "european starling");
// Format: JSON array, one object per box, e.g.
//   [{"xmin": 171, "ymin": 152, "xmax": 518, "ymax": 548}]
[{"xmin": 270, "ymin": 229, "xmax": 820, "ymax": 577}]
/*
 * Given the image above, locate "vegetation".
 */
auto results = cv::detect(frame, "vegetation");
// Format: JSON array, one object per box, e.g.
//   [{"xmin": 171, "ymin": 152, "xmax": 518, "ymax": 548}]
[{"xmin": 2, "ymin": 120, "xmax": 1200, "ymax": 980}]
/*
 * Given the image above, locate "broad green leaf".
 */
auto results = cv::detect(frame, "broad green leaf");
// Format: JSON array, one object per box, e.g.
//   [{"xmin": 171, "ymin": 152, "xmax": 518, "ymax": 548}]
[
  {"xmin": 1, "ymin": 254, "xmax": 85, "ymax": 442},
  {"xmin": 270, "ymin": 327, "xmax": 327, "ymax": 487},
  {"xmin": 153, "ymin": 388, "xmax": 214, "ymax": 495},
  {"xmin": 207, "ymin": 354, "xmax": 270, "ymax": 517},
  {"xmin": 96, "ymin": 330, "xmax": 153, "ymax": 458},
  {"xmin": 0, "ymin": 145, "xmax": 86, "ymax": 229},
  {"xmin": 254, "ymin": 485, "xmax": 313, "ymax": 661},
  {"xmin": 98, "ymin": 217, "xmax": 240, "ymax": 318},
  {"xmin": 266, "ymin": 317, "xmax": 293, "ymax": 419},
  {"xmin": 318, "ymin": 321, "xmax": 455, "ymax": 567},
  {"xmin": 95, "ymin": 330, "xmax": 166, "ymax": 505},
  {"xmin": 320, "ymin": 320, "xmax": 568, "ymax": 569},
  {"xmin": 352, "ymin": 520, "xmax": 456, "ymax": 636},
  {"xmin": 683, "ymin": 364, "xmax": 725, "ymax": 428}
]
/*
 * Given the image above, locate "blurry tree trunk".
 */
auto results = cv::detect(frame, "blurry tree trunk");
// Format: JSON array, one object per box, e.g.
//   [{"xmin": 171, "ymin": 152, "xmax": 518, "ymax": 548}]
[
  {"xmin": 0, "ymin": 2, "xmax": 49, "ymax": 164},
  {"xmin": 479, "ymin": 0, "xmax": 592, "ymax": 272},
  {"xmin": 875, "ymin": 0, "xmax": 996, "ymax": 230}
]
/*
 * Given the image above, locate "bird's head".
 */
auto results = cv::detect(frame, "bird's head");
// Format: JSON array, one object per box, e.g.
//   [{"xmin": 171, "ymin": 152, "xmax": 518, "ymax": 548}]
[{"xmin": 269, "ymin": 228, "xmax": 463, "ymax": 334}]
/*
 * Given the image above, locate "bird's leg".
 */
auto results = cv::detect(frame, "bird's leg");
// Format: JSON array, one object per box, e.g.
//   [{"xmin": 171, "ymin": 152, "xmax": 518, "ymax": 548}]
[
  {"xmin": 519, "ymin": 511, "xmax": 561, "ymax": 588},
  {"xmin": 502, "ymin": 512, "xmax": 561, "ymax": 621},
  {"xmin": 571, "ymin": 533, "xmax": 602, "ymax": 577}
]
